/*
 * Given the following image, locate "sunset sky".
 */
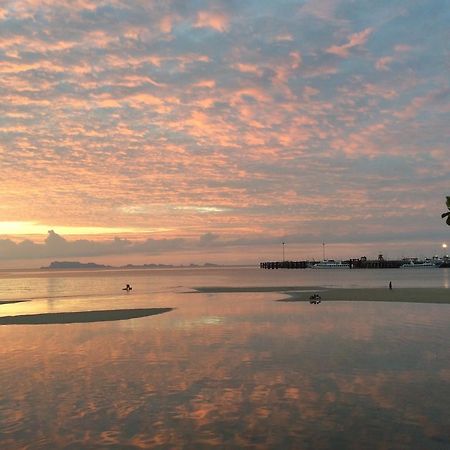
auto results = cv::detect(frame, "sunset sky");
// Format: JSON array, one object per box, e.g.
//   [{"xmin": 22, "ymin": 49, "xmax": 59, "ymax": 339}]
[{"xmin": 0, "ymin": 0, "xmax": 449, "ymax": 267}]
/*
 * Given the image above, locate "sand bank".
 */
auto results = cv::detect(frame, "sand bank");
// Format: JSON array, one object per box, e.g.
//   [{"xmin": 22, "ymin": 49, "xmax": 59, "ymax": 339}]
[
  {"xmin": 0, "ymin": 307, "xmax": 173, "ymax": 325},
  {"xmin": 194, "ymin": 286, "xmax": 450, "ymax": 304},
  {"xmin": 280, "ymin": 288, "xmax": 450, "ymax": 304},
  {"xmin": 0, "ymin": 300, "xmax": 28, "ymax": 305}
]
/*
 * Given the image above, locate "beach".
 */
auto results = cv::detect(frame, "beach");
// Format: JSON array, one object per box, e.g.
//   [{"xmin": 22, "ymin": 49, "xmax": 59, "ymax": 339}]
[
  {"xmin": 283, "ymin": 287, "xmax": 450, "ymax": 303},
  {"xmin": 194, "ymin": 286, "xmax": 450, "ymax": 304}
]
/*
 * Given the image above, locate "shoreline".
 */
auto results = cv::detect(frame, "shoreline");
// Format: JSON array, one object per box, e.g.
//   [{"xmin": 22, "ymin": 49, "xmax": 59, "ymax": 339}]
[{"xmin": 193, "ymin": 286, "xmax": 450, "ymax": 304}]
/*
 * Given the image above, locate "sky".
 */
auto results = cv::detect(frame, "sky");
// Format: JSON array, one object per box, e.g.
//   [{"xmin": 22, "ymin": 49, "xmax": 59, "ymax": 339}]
[{"xmin": 0, "ymin": 0, "xmax": 449, "ymax": 267}]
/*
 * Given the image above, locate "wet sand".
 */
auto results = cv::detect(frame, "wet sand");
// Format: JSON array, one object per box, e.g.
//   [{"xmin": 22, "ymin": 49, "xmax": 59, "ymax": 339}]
[
  {"xmin": 0, "ymin": 307, "xmax": 173, "ymax": 325},
  {"xmin": 194, "ymin": 286, "xmax": 450, "ymax": 304}
]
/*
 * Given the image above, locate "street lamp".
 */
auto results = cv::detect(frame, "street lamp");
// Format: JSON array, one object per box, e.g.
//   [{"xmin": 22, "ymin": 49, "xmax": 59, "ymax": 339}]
[{"xmin": 282, "ymin": 241, "xmax": 286, "ymax": 262}]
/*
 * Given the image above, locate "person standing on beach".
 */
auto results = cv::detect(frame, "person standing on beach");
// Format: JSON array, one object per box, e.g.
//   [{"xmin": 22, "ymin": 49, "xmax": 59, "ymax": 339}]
[{"xmin": 389, "ymin": 281, "xmax": 392, "ymax": 290}]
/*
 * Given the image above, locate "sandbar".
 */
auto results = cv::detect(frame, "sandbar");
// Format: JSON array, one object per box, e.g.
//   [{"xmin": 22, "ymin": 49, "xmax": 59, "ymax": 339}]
[
  {"xmin": 0, "ymin": 300, "xmax": 28, "ymax": 305},
  {"xmin": 0, "ymin": 307, "xmax": 173, "ymax": 325},
  {"xmin": 281, "ymin": 288, "xmax": 450, "ymax": 304},
  {"xmin": 193, "ymin": 286, "xmax": 450, "ymax": 304}
]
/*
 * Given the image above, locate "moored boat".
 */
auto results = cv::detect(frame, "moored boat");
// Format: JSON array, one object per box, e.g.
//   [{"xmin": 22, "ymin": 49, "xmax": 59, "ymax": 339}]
[
  {"xmin": 312, "ymin": 260, "xmax": 350, "ymax": 269},
  {"xmin": 400, "ymin": 259, "xmax": 440, "ymax": 268}
]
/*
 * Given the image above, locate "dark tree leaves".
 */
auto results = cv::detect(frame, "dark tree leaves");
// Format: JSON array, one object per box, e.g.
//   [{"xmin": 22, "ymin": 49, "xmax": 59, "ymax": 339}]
[{"xmin": 443, "ymin": 197, "xmax": 450, "ymax": 225}]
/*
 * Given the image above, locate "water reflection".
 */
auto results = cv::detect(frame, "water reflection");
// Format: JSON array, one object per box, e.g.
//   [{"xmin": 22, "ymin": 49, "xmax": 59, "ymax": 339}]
[
  {"xmin": 1, "ymin": 291, "xmax": 449, "ymax": 449},
  {"xmin": 443, "ymin": 269, "xmax": 449, "ymax": 289}
]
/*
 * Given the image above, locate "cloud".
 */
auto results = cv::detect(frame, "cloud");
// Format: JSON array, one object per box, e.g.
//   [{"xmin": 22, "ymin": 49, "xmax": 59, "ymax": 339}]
[
  {"xmin": 193, "ymin": 10, "xmax": 230, "ymax": 32},
  {"xmin": 159, "ymin": 14, "xmax": 178, "ymax": 34},
  {"xmin": 0, "ymin": 1, "xmax": 449, "ymax": 265},
  {"xmin": 199, "ymin": 232, "xmax": 220, "ymax": 246},
  {"xmin": 0, "ymin": 230, "xmax": 187, "ymax": 260},
  {"xmin": 394, "ymin": 89, "xmax": 450, "ymax": 120},
  {"xmin": 299, "ymin": 0, "xmax": 344, "ymax": 24},
  {"xmin": 375, "ymin": 56, "xmax": 393, "ymax": 71},
  {"xmin": 326, "ymin": 28, "xmax": 374, "ymax": 58}
]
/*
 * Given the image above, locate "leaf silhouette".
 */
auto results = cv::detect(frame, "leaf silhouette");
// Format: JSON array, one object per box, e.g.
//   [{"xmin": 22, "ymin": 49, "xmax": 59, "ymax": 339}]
[
  {"xmin": 447, "ymin": 196, "xmax": 450, "ymax": 210},
  {"xmin": 442, "ymin": 212, "xmax": 450, "ymax": 218}
]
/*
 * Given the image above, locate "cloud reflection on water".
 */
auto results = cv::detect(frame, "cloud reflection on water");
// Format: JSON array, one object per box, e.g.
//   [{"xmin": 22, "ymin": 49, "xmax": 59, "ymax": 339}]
[{"xmin": 0, "ymin": 293, "xmax": 449, "ymax": 448}]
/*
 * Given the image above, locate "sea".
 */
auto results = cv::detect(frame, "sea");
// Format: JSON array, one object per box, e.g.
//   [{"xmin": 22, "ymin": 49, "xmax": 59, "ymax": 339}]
[{"xmin": 0, "ymin": 266, "xmax": 449, "ymax": 449}]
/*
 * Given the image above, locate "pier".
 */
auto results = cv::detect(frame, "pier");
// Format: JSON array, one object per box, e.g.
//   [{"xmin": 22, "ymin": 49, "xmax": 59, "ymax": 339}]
[
  {"xmin": 260, "ymin": 257, "xmax": 444, "ymax": 269},
  {"xmin": 260, "ymin": 260, "xmax": 310, "ymax": 269}
]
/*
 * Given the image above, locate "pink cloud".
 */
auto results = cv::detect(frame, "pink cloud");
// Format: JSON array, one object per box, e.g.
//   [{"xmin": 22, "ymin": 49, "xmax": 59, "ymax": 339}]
[
  {"xmin": 363, "ymin": 83, "xmax": 398, "ymax": 99},
  {"xmin": 230, "ymin": 87, "xmax": 271, "ymax": 106},
  {"xmin": 158, "ymin": 13, "xmax": 184, "ymax": 34},
  {"xmin": 272, "ymin": 34, "xmax": 294, "ymax": 43},
  {"xmin": 119, "ymin": 74, "xmax": 165, "ymax": 88},
  {"xmin": 303, "ymin": 65, "xmax": 338, "ymax": 78},
  {"xmin": 394, "ymin": 93, "xmax": 432, "ymax": 120},
  {"xmin": 194, "ymin": 10, "xmax": 230, "ymax": 32},
  {"xmin": 299, "ymin": 0, "xmax": 343, "ymax": 24},
  {"xmin": 375, "ymin": 56, "xmax": 393, "ymax": 71},
  {"xmin": 234, "ymin": 63, "xmax": 263, "ymax": 76},
  {"xmin": 326, "ymin": 28, "xmax": 374, "ymax": 58},
  {"xmin": 192, "ymin": 79, "xmax": 216, "ymax": 89},
  {"xmin": 303, "ymin": 86, "xmax": 319, "ymax": 98},
  {"xmin": 394, "ymin": 44, "xmax": 413, "ymax": 53},
  {"xmin": 160, "ymin": 15, "xmax": 175, "ymax": 33}
]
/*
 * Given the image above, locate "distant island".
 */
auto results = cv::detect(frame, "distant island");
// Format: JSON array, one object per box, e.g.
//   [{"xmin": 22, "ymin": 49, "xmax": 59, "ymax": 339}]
[{"xmin": 41, "ymin": 261, "xmax": 220, "ymax": 270}]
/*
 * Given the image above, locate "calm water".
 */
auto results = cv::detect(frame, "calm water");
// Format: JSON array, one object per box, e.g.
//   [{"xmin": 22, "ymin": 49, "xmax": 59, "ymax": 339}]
[{"xmin": 0, "ymin": 267, "xmax": 449, "ymax": 449}]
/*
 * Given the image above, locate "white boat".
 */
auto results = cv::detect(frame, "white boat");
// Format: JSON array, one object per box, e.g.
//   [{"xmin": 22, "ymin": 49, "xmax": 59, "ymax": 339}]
[
  {"xmin": 400, "ymin": 260, "xmax": 440, "ymax": 268},
  {"xmin": 312, "ymin": 260, "xmax": 350, "ymax": 269}
]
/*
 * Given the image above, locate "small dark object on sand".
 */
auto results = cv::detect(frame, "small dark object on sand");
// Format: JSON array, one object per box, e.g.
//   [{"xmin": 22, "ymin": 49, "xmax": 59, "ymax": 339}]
[
  {"xmin": 123, "ymin": 284, "xmax": 132, "ymax": 292},
  {"xmin": 309, "ymin": 293, "xmax": 322, "ymax": 304}
]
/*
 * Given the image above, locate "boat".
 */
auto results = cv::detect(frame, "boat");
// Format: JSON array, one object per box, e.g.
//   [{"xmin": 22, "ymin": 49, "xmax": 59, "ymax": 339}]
[
  {"xmin": 400, "ymin": 259, "xmax": 440, "ymax": 268},
  {"xmin": 312, "ymin": 260, "xmax": 350, "ymax": 269}
]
